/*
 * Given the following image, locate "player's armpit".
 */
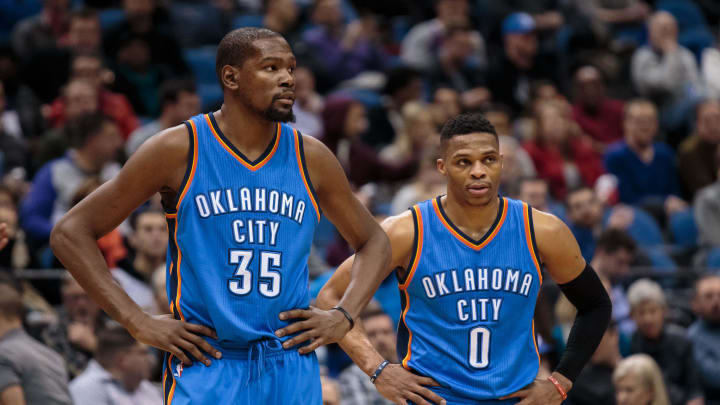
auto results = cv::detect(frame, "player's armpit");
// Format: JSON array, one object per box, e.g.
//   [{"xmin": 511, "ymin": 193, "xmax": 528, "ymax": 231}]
[
  {"xmin": 0, "ymin": 384, "xmax": 26, "ymax": 405},
  {"xmin": 531, "ymin": 209, "xmax": 586, "ymax": 284}
]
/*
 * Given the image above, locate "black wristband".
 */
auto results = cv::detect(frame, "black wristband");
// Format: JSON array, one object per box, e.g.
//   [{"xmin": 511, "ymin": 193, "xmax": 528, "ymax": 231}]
[
  {"xmin": 370, "ymin": 360, "xmax": 390, "ymax": 383},
  {"xmin": 332, "ymin": 306, "xmax": 355, "ymax": 330}
]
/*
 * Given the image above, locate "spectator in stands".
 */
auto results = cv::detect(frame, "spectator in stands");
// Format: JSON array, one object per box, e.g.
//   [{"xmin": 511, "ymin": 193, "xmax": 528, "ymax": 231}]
[
  {"xmin": 11, "ymin": 0, "xmax": 71, "ymax": 62},
  {"xmin": 113, "ymin": 208, "xmax": 167, "ymax": 312},
  {"xmin": 0, "ymin": 273, "xmax": 72, "ymax": 405},
  {"xmin": 20, "ymin": 113, "xmax": 122, "ymax": 244},
  {"xmin": 567, "ymin": 321, "xmax": 622, "ymax": 405},
  {"xmin": 321, "ymin": 96, "xmax": 421, "ymax": 188},
  {"xmin": 605, "ymin": 99, "xmax": 687, "ymax": 216},
  {"xmin": 430, "ymin": 87, "xmax": 461, "ymax": 129},
  {"xmin": 0, "ymin": 204, "xmax": 29, "ymax": 270},
  {"xmin": 486, "ymin": 12, "xmax": 559, "ymax": 114},
  {"xmin": 69, "ymin": 326, "xmax": 161, "ymax": 405},
  {"xmin": 678, "ymin": 100, "xmax": 720, "ymax": 197},
  {"xmin": 109, "ymin": 34, "xmax": 173, "ymax": 117},
  {"xmin": 588, "ymin": 0, "xmax": 651, "ymax": 47},
  {"xmin": 497, "ymin": 136, "xmax": 536, "ymax": 198},
  {"xmin": 391, "ymin": 149, "xmax": 445, "ymax": 215},
  {"xmin": 320, "ymin": 375, "xmax": 341, "ymax": 405},
  {"xmin": 613, "ymin": 354, "xmax": 671, "ymax": 405},
  {"xmin": 566, "ymin": 186, "xmax": 606, "ymax": 260},
  {"xmin": 702, "ymin": 29, "xmax": 720, "ymax": 100},
  {"xmin": 261, "ymin": 0, "xmax": 301, "ymax": 44},
  {"xmin": 291, "ymin": 67, "xmax": 324, "ymax": 137},
  {"xmin": 631, "ymin": 12, "xmax": 702, "ymax": 137},
  {"xmin": 572, "ymin": 65, "xmax": 625, "ymax": 151},
  {"xmin": 628, "ymin": 278, "xmax": 704, "ymax": 405},
  {"xmin": 33, "ymin": 78, "xmax": 98, "ymax": 170},
  {"xmin": 47, "ymin": 52, "xmax": 140, "ymax": 138},
  {"xmin": 523, "ymin": 100, "xmax": 604, "ymax": 199},
  {"xmin": 338, "ymin": 307, "xmax": 395, "ymax": 405},
  {"xmin": 517, "ymin": 177, "xmax": 552, "ymax": 214},
  {"xmin": 363, "ymin": 66, "xmax": 424, "ymax": 148},
  {"xmin": 41, "ymin": 275, "xmax": 105, "ymax": 379},
  {"xmin": 21, "ymin": 7, "xmax": 103, "ymax": 105},
  {"xmin": 103, "ymin": 0, "xmax": 188, "ymax": 76},
  {"xmin": 126, "ymin": 79, "xmax": 200, "ymax": 155},
  {"xmin": 591, "ymin": 229, "xmax": 637, "ymax": 335},
  {"xmin": 381, "ymin": 102, "xmax": 437, "ymax": 163},
  {"xmin": 0, "ymin": 81, "xmax": 29, "ymax": 174},
  {"xmin": 694, "ymin": 149, "xmax": 720, "ymax": 260},
  {"xmin": 401, "ymin": 0, "xmax": 484, "ymax": 73},
  {"xmin": 689, "ymin": 274, "xmax": 720, "ymax": 404},
  {"xmin": 300, "ymin": 0, "xmax": 389, "ymax": 91}
]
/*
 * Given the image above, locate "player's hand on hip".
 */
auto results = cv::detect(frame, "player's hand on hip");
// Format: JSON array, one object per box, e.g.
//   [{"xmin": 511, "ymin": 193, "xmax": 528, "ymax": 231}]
[
  {"xmin": 499, "ymin": 378, "xmax": 566, "ymax": 405},
  {"xmin": 374, "ymin": 364, "xmax": 446, "ymax": 405},
  {"xmin": 131, "ymin": 314, "xmax": 221, "ymax": 367},
  {"xmin": 274, "ymin": 306, "xmax": 351, "ymax": 354}
]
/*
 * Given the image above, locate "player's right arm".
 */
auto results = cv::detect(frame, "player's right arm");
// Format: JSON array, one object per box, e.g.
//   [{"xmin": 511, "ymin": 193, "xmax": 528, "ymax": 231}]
[
  {"xmin": 50, "ymin": 126, "xmax": 220, "ymax": 367},
  {"xmin": 316, "ymin": 212, "xmax": 446, "ymax": 405}
]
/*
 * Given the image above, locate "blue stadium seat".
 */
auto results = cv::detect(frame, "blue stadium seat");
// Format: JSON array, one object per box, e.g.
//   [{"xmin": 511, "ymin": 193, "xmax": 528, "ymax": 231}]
[
  {"xmin": 98, "ymin": 8, "xmax": 125, "ymax": 31},
  {"xmin": 232, "ymin": 14, "xmax": 264, "ymax": 29},
  {"xmin": 197, "ymin": 83, "xmax": 222, "ymax": 111},
  {"xmin": 706, "ymin": 248, "xmax": 720, "ymax": 269},
  {"xmin": 641, "ymin": 246, "xmax": 677, "ymax": 271},
  {"xmin": 170, "ymin": 3, "xmax": 225, "ymax": 48},
  {"xmin": 603, "ymin": 207, "xmax": 665, "ymax": 247},
  {"xmin": 183, "ymin": 46, "xmax": 217, "ymax": 85},
  {"xmin": 669, "ymin": 209, "xmax": 698, "ymax": 248}
]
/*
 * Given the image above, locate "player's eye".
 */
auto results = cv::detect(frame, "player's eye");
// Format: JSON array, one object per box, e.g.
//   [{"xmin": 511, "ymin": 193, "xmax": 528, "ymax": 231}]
[
  {"xmin": 265, "ymin": 65, "xmax": 277, "ymax": 72},
  {"xmin": 484, "ymin": 156, "xmax": 497, "ymax": 164}
]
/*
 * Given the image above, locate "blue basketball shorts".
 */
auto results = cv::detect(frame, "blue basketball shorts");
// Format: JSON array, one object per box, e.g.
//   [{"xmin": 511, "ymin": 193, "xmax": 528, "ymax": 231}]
[
  {"xmin": 162, "ymin": 339, "xmax": 321, "ymax": 404},
  {"xmin": 410, "ymin": 386, "xmax": 520, "ymax": 405}
]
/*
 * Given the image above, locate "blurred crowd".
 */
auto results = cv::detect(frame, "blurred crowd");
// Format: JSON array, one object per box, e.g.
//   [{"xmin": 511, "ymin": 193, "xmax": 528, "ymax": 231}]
[{"xmin": 0, "ymin": 0, "xmax": 720, "ymax": 404}]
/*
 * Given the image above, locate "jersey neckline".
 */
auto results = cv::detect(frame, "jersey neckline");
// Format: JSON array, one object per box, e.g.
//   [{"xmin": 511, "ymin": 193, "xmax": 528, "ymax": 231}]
[
  {"xmin": 432, "ymin": 195, "xmax": 508, "ymax": 250},
  {"xmin": 205, "ymin": 113, "xmax": 280, "ymax": 171}
]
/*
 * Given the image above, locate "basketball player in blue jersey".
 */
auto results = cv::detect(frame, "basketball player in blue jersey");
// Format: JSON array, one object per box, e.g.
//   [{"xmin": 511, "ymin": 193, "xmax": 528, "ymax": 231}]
[
  {"xmin": 291, "ymin": 112, "xmax": 613, "ymax": 404},
  {"xmin": 50, "ymin": 28, "xmax": 392, "ymax": 404}
]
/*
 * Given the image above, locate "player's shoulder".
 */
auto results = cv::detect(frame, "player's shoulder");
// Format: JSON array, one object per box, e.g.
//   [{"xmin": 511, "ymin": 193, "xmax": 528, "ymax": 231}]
[
  {"xmin": 134, "ymin": 124, "xmax": 190, "ymax": 161},
  {"xmin": 530, "ymin": 208, "xmax": 571, "ymax": 242},
  {"xmin": 298, "ymin": 133, "xmax": 332, "ymax": 158}
]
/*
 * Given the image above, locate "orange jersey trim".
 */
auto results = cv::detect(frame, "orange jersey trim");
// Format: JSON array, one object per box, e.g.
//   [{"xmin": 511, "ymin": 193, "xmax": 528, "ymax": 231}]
[
  {"xmin": 399, "ymin": 205, "xmax": 423, "ymax": 291},
  {"xmin": 166, "ymin": 355, "xmax": 177, "ymax": 404},
  {"xmin": 173, "ymin": 217, "xmax": 185, "ymax": 320},
  {"xmin": 523, "ymin": 203, "xmax": 543, "ymax": 284},
  {"xmin": 205, "ymin": 114, "xmax": 280, "ymax": 171},
  {"xmin": 401, "ymin": 289, "xmax": 414, "ymax": 369},
  {"xmin": 176, "ymin": 120, "xmax": 198, "ymax": 211},
  {"xmin": 432, "ymin": 197, "xmax": 508, "ymax": 250},
  {"xmin": 293, "ymin": 129, "xmax": 320, "ymax": 221},
  {"xmin": 532, "ymin": 320, "xmax": 541, "ymax": 368}
]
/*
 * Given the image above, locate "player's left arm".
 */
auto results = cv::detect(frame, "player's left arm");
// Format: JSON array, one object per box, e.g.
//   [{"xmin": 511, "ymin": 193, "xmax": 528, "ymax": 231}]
[
  {"xmin": 502, "ymin": 209, "xmax": 612, "ymax": 405},
  {"xmin": 274, "ymin": 135, "xmax": 391, "ymax": 352}
]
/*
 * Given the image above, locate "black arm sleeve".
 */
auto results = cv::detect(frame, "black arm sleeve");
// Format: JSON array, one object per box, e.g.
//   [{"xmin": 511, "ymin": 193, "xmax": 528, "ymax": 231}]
[{"xmin": 554, "ymin": 263, "xmax": 612, "ymax": 382}]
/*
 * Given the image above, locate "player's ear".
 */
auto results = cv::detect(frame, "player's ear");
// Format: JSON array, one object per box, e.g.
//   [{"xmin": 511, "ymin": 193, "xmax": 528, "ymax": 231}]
[
  {"xmin": 221, "ymin": 65, "xmax": 241, "ymax": 90},
  {"xmin": 436, "ymin": 158, "xmax": 446, "ymax": 175}
]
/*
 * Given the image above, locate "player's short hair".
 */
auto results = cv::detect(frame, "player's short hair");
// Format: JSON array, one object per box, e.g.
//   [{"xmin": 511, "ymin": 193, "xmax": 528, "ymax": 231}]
[
  {"xmin": 159, "ymin": 78, "xmax": 197, "ymax": 109},
  {"xmin": 595, "ymin": 229, "xmax": 636, "ymax": 256},
  {"xmin": 95, "ymin": 326, "xmax": 138, "ymax": 367},
  {"xmin": 65, "ymin": 112, "xmax": 114, "ymax": 147},
  {"xmin": 440, "ymin": 112, "xmax": 498, "ymax": 143},
  {"xmin": 215, "ymin": 27, "xmax": 283, "ymax": 85},
  {"xmin": 0, "ymin": 272, "xmax": 24, "ymax": 321}
]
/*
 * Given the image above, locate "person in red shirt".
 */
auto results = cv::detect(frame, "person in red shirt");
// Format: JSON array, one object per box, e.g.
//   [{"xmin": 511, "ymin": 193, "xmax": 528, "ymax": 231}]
[
  {"xmin": 572, "ymin": 66, "xmax": 625, "ymax": 153},
  {"xmin": 524, "ymin": 100, "xmax": 605, "ymax": 199}
]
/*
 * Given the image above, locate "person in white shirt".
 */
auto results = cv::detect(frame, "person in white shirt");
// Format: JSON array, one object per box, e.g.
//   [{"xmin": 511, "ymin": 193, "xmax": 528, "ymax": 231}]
[{"xmin": 70, "ymin": 326, "xmax": 162, "ymax": 405}]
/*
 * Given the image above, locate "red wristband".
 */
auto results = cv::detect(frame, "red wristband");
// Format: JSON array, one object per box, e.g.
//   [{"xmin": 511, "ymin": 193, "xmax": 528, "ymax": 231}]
[{"xmin": 547, "ymin": 375, "xmax": 568, "ymax": 400}]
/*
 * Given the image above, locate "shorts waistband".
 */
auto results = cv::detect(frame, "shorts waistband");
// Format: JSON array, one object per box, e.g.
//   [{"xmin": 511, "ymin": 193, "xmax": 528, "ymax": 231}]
[{"xmin": 208, "ymin": 338, "xmax": 289, "ymax": 360}]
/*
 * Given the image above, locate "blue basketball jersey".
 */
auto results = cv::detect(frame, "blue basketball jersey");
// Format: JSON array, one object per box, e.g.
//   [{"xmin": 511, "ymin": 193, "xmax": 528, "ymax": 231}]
[
  {"xmin": 165, "ymin": 113, "xmax": 320, "ymax": 346},
  {"xmin": 398, "ymin": 196, "xmax": 542, "ymax": 401}
]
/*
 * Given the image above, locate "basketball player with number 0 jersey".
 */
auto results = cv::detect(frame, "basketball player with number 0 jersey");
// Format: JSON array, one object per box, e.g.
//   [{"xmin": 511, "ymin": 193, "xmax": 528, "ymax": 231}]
[
  {"xmin": 51, "ymin": 28, "xmax": 392, "ymax": 404},
  {"xmin": 306, "ymin": 112, "xmax": 612, "ymax": 404}
]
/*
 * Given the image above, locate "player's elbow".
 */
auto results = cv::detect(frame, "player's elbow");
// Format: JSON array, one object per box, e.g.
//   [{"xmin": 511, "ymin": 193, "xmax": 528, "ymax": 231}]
[{"xmin": 49, "ymin": 216, "xmax": 76, "ymax": 257}]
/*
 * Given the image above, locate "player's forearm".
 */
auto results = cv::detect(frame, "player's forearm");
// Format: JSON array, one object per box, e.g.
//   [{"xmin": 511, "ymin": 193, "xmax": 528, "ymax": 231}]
[
  {"xmin": 334, "ymin": 228, "xmax": 391, "ymax": 319},
  {"xmin": 339, "ymin": 326, "xmax": 387, "ymax": 376},
  {"xmin": 50, "ymin": 218, "xmax": 148, "ymax": 332}
]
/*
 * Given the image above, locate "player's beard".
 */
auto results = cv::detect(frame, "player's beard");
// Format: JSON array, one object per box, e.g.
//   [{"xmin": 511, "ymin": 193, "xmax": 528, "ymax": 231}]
[{"xmin": 262, "ymin": 100, "xmax": 296, "ymax": 123}]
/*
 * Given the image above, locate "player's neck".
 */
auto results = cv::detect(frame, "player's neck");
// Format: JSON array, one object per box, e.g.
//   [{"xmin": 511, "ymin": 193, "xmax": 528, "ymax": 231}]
[
  {"xmin": 442, "ymin": 193, "xmax": 500, "ymax": 235},
  {"xmin": 214, "ymin": 104, "xmax": 277, "ymax": 154}
]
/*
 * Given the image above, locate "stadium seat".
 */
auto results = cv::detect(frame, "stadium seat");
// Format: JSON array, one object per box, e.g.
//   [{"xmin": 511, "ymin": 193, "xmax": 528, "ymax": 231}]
[
  {"xmin": 669, "ymin": 209, "xmax": 698, "ymax": 248},
  {"xmin": 602, "ymin": 207, "xmax": 665, "ymax": 247},
  {"xmin": 197, "ymin": 83, "xmax": 223, "ymax": 111},
  {"xmin": 183, "ymin": 46, "xmax": 218, "ymax": 85},
  {"xmin": 98, "ymin": 8, "xmax": 125, "ymax": 31},
  {"xmin": 170, "ymin": 3, "xmax": 225, "ymax": 48},
  {"xmin": 232, "ymin": 14, "xmax": 263, "ymax": 29},
  {"xmin": 706, "ymin": 248, "xmax": 720, "ymax": 269}
]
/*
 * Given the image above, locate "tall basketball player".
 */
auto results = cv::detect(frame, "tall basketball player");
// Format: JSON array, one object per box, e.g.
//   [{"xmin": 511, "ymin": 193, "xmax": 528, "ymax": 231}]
[
  {"xmin": 50, "ymin": 28, "xmax": 391, "ymax": 404},
  {"xmin": 286, "ymin": 112, "xmax": 612, "ymax": 404}
]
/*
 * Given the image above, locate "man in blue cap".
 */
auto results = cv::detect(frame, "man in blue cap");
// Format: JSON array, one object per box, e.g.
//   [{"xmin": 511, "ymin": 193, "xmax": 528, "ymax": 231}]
[{"xmin": 486, "ymin": 12, "xmax": 560, "ymax": 114}]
